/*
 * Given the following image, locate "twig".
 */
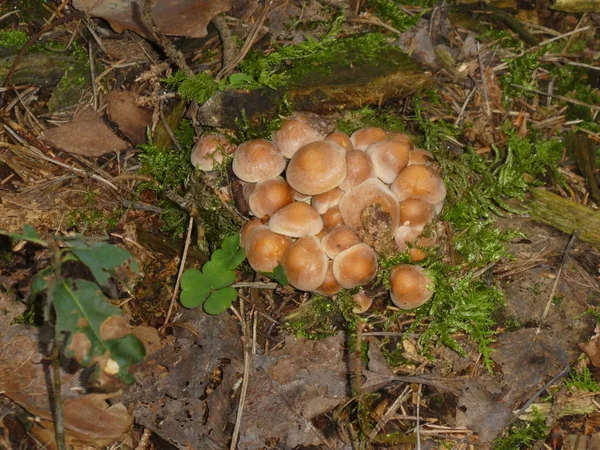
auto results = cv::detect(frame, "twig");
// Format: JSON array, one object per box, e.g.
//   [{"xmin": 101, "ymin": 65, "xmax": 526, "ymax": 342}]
[
  {"xmin": 368, "ymin": 385, "xmax": 411, "ymax": 439},
  {"xmin": 135, "ymin": 428, "xmax": 152, "ymax": 450},
  {"xmin": 510, "ymin": 84, "xmax": 600, "ymax": 111},
  {"xmin": 161, "ymin": 215, "xmax": 194, "ymax": 331},
  {"xmin": 416, "ymin": 384, "xmax": 422, "ymax": 450},
  {"xmin": 476, "ymin": 41, "xmax": 491, "ymax": 118},
  {"xmin": 230, "ymin": 298, "xmax": 252, "ymax": 449},
  {"xmin": 455, "ymin": 87, "xmax": 476, "ymax": 125},
  {"xmin": 212, "ymin": 15, "xmax": 237, "ymax": 77},
  {"xmin": 159, "ymin": 100, "xmax": 183, "ymax": 152},
  {"xmin": 231, "ymin": 282, "xmax": 277, "ymax": 289},
  {"xmin": 141, "ymin": 0, "xmax": 193, "ymax": 77},
  {"xmin": 536, "ymin": 231, "xmax": 579, "ymax": 335},
  {"xmin": 88, "ymin": 41, "xmax": 98, "ymax": 110}
]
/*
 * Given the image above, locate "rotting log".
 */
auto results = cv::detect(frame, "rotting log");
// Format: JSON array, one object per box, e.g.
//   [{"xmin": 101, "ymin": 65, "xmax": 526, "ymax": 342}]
[
  {"xmin": 525, "ymin": 188, "xmax": 600, "ymax": 250},
  {"xmin": 551, "ymin": 0, "xmax": 600, "ymax": 12},
  {"xmin": 0, "ymin": 53, "xmax": 73, "ymax": 87}
]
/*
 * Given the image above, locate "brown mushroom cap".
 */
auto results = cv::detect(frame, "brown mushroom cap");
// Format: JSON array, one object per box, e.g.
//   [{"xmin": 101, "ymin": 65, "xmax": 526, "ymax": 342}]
[
  {"xmin": 321, "ymin": 225, "xmax": 362, "ymax": 259},
  {"xmin": 286, "ymin": 140, "xmax": 347, "ymax": 195},
  {"xmin": 338, "ymin": 178, "xmax": 400, "ymax": 231},
  {"xmin": 352, "ymin": 292, "xmax": 373, "ymax": 314},
  {"xmin": 272, "ymin": 117, "xmax": 324, "ymax": 158},
  {"xmin": 399, "ymin": 198, "xmax": 436, "ymax": 228},
  {"xmin": 389, "ymin": 264, "xmax": 433, "ymax": 309},
  {"xmin": 338, "ymin": 150, "xmax": 375, "ymax": 192},
  {"xmin": 240, "ymin": 218, "xmax": 264, "ymax": 248},
  {"xmin": 366, "ymin": 140, "xmax": 410, "ymax": 184},
  {"xmin": 408, "ymin": 149, "xmax": 438, "ymax": 168},
  {"xmin": 311, "ymin": 188, "xmax": 344, "ymax": 215},
  {"xmin": 325, "ymin": 130, "xmax": 353, "ymax": 151},
  {"xmin": 387, "ymin": 132, "xmax": 415, "ymax": 149},
  {"xmin": 350, "ymin": 127, "xmax": 387, "ymax": 150},
  {"xmin": 333, "ymin": 243, "xmax": 378, "ymax": 289},
  {"xmin": 390, "ymin": 164, "xmax": 447, "ymax": 204},
  {"xmin": 268, "ymin": 202, "xmax": 323, "ymax": 237},
  {"xmin": 190, "ymin": 133, "xmax": 235, "ymax": 171},
  {"xmin": 322, "ymin": 205, "xmax": 344, "ymax": 230},
  {"xmin": 394, "ymin": 225, "xmax": 423, "ymax": 252},
  {"xmin": 245, "ymin": 225, "xmax": 292, "ymax": 273},
  {"xmin": 232, "ymin": 139, "xmax": 286, "ymax": 183},
  {"xmin": 281, "ymin": 236, "xmax": 328, "ymax": 291},
  {"xmin": 313, "ymin": 261, "xmax": 343, "ymax": 297},
  {"xmin": 408, "ymin": 232, "xmax": 438, "ymax": 262},
  {"xmin": 248, "ymin": 177, "xmax": 294, "ymax": 219}
]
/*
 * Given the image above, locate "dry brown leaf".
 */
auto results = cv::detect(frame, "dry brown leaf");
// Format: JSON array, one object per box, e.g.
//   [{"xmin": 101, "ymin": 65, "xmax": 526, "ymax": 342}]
[
  {"xmin": 42, "ymin": 107, "xmax": 129, "ymax": 157},
  {"xmin": 580, "ymin": 330, "xmax": 600, "ymax": 367},
  {"xmin": 72, "ymin": 0, "xmax": 232, "ymax": 40},
  {"xmin": 107, "ymin": 90, "xmax": 152, "ymax": 145}
]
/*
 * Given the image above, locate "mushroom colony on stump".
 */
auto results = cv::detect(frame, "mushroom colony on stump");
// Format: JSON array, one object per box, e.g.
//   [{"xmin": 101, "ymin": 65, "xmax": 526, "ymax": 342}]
[{"xmin": 190, "ymin": 114, "xmax": 446, "ymax": 312}]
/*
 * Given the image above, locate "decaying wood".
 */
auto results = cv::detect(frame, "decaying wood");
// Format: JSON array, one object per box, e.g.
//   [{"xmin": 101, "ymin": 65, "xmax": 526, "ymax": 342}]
[{"xmin": 551, "ymin": 0, "xmax": 600, "ymax": 12}]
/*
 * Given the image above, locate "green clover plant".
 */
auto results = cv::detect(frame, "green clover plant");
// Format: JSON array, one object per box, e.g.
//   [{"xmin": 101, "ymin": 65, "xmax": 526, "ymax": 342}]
[{"xmin": 180, "ymin": 234, "xmax": 246, "ymax": 314}]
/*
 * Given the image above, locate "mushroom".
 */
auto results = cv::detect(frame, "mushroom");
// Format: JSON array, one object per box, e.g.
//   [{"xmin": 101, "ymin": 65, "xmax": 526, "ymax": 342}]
[
  {"xmin": 322, "ymin": 206, "xmax": 344, "ymax": 230},
  {"xmin": 190, "ymin": 133, "xmax": 235, "ymax": 171},
  {"xmin": 321, "ymin": 225, "xmax": 362, "ymax": 259},
  {"xmin": 352, "ymin": 292, "xmax": 373, "ymax": 314},
  {"xmin": 350, "ymin": 127, "xmax": 387, "ymax": 150},
  {"xmin": 333, "ymin": 243, "xmax": 378, "ymax": 289},
  {"xmin": 232, "ymin": 139, "xmax": 286, "ymax": 183},
  {"xmin": 408, "ymin": 149, "xmax": 438, "ymax": 169},
  {"xmin": 338, "ymin": 150, "xmax": 374, "ymax": 192},
  {"xmin": 366, "ymin": 140, "xmax": 410, "ymax": 184},
  {"xmin": 399, "ymin": 198, "xmax": 436, "ymax": 228},
  {"xmin": 248, "ymin": 177, "xmax": 294, "ymax": 219},
  {"xmin": 390, "ymin": 164, "xmax": 446, "ymax": 204},
  {"xmin": 394, "ymin": 225, "xmax": 423, "ymax": 252},
  {"xmin": 268, "ymin": 202, "xmax": 323, "ymax": 237},
  {"xmin": 325, "ymin": 130, "xmax": 353, "ymax": 151},
  {"xmin": 240, "ymin": 218, "xmax": 264, "ymax": 248},
  {"xmin": 313, "ymin": 261, "xmax": 343, "ymax": 297},
  {"xmin": 245, "ymin": 225, "xmax": 292, "ymax": 273},
  {"xmin": 338, "ymin": 178, "xmax": 400, "ymax": 231},
  {"xmin": 387, "ymin": 132, "xmax": 415, "ymax": 149},
  {"xmin": 311, "ymin": 188, "xmax": 344, "ymax": 215},
  {"xmin": 286, "ymin": 140, "xmax": 347, "ymax": 195},
  {"xmin": 389, "ymin": 264, "xmax": 433, "ymax": 309},
  {"xmin": 272, "ymin": 117, "xmax": 324, "ymax": 158},
  {"xmin": 281, "ymin": 236, "xmax": 328, "ymax": 291},
  {"xmin": 408, "ymin": 232, "xmax": 438, "ymax": 262}
]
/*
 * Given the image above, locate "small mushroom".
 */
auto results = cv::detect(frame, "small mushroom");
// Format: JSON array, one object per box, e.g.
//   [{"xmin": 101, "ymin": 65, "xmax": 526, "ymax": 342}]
[
  {"xmin": 240, "ymin": 218, "xmax": 264, "ymax": 248},
  {"xmin": 311, "ymin": 188, "xmax": 344, "ymax": 215},
  {"xmin": 333, "ymin": 243, "xmax": 378, "ymax": 289},
  {"xmin": 389, "ymin": 264, "xmax": 433, "ymax": 309},
  {"xmin": 281, "ymin": 236, "xmax": 328, "ymax": 291},
  {"xmin": 366, "ymin": 140, "xmax": 410, "ymax": 184},
  {"xmin": 248, "ymin": 177, "xmax": 294, "ymax": 219},
  {"xmin": 338, "ymin": 150, "xmax": 374, "ymax": 192},
  {"xmin": 387, "ymin": 132, "xmax": 415, "ymax": 149},
  {"xmin": 321, "ymin": 225, "xmax": 362, "ymax": 259},
  {"xmin": 352, "ymin": 292, "xmax": 373, "ymax": 314},
  {"xmin": 232, "ymin": 139, "xmax": 286, "ymax": 183},
  {"xmin": 286, "ymin": 140, "xmax": 347, "ymax": 195},
  {"xmin": 313, "ymin": 261, "xmax": 343, "ymax": 296},
  {"xmin": 408, "ymin": 149, "xmax": 438, "ymax": 169},
  {"xmin": 390, "ymin": 164, "xmax": 447, "ymax": 204},
  {"xmin": 268, "ymin": 202, "xmax": 323, "ymax": 237},
  {"xmin": 272, "ymin": 117, "xmax": 324, "ymax": 158},
  {"xmin": 190, "ymin": 133, "xmax": 235, "ymax": 171},
  {"xmin": 408, "ymin": 232, "xmax": 438, "ymax": 262},
  {"xmin": 338, "ymin": 178, "xmax": 400, "ymax": 231},
  {"xmin": 325, "ymin": 130, "xmax": 353, "ymax": 151},
  {"xmin": 350, "ymin": 127, "xmax": 387, "ymax": 150},
  {"xmin": 394, "ymin": 225, "xmax": 423, "ymax": 252},
  {"xmin": 399, "ymin": 198, "xmax": 436, "ymax": 228},
  {"xmin": 322, "ymin": 205, "xmax": 344, "ymax": 230},
  {"xmin": 245, "ymin": 225, "xmax": 292, "ymax": 273}
]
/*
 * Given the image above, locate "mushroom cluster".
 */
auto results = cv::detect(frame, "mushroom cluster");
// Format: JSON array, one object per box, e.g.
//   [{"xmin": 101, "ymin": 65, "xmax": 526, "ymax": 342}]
[{"xmin": 190, "ymin": 114, "xmax": 446, "ymax": 311}]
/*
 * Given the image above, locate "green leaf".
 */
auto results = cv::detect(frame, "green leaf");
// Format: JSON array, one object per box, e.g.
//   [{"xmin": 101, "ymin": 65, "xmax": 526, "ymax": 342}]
[
  {"xmin": 211, "ymin": 249, "xmax": 233, "ymax": 270},
  {"xmin": 227, "ymin": 248, "xmax": 246, "ymax": 270},
  {"xmin": 180, "ymin": 268, "xmax": 211, "ymax": 308},
  {"xmin": 180, "ymin": 287, "xmax": 210, "ymax": 308},
  {"xmin": 0, "ymin": 224, "xmax": 47, "ymax": 246},
  {"xmin": 272, "ymin": 263, "xmax": 288, "ymax": 286},
  {"xmin": 105, "ymin": 335, "xmax": 146, "ymax": 378},
  {"xmin": 70, "ymin": 243, "xmax": 137, "ymax": 287},
  {"xmin": 181, "ymin": 268, "xmax": 207, "ymax": 290},
  {"xmin": 204, "ymin": 287, "xmax": 237, "ymax": 314},
  {"xmin": 202, "ymin": 261, "xmax": 236, "ymax": 289},
  {"xmin": 30, "ymin": 266, "xmax": 52, "ymax": 297},
  {"xmin": 221, "ymin": 234, "xmax": 240, "ymax": 253}
]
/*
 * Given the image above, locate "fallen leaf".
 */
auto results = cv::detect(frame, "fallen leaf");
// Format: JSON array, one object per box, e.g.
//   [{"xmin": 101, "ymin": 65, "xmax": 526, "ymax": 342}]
[
  {"xmin": 107, "ymin": 90, "xmax": 152, "ymax": 145},
  {"xmin": 42, "ymin": 108, "xmax": 129, "ymax": 157},
  {"xmin": 72, "ymin": 0, "xmax": 232, "ymax": 40},
  {"xmin": 579, "ymin": 326, "xmax": 600, "ymax": 367}
]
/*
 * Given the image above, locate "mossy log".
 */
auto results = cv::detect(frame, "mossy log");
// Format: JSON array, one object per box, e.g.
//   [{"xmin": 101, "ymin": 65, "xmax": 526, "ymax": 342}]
[
  {"xmin": 525, "ymin": 188, "xmax": 600, "ymax": 250},
  {"xmin": 551, "ymin": 0, "xmax": 600, "ymax": 12},
  {"xmin": 0, "ymin": 53, "xmax": 73, "ymax": 86}
]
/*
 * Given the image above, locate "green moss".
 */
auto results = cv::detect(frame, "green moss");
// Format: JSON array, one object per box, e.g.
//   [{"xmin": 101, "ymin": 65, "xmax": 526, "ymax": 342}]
[
  {"xmin": 0, "ymin": 30, "xmax": 28, "ymax": 50},
  {"xmin": 566, "ymin": 365, "xmax": 600, "ymax": 393},
  {"xmin": 67, "ymin": 208, "xmax": 121, "ymax": 233},
  {"xmin": 367, "ymin": 0, "xmax": 425, "ymax": 32},
  {"xmin": 493, "ymin": 407, "xmax": 548, "ymax": 450},
  {"xmin": 336, "ymin": 106, "xmax": 408, "ymax": 136}
]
